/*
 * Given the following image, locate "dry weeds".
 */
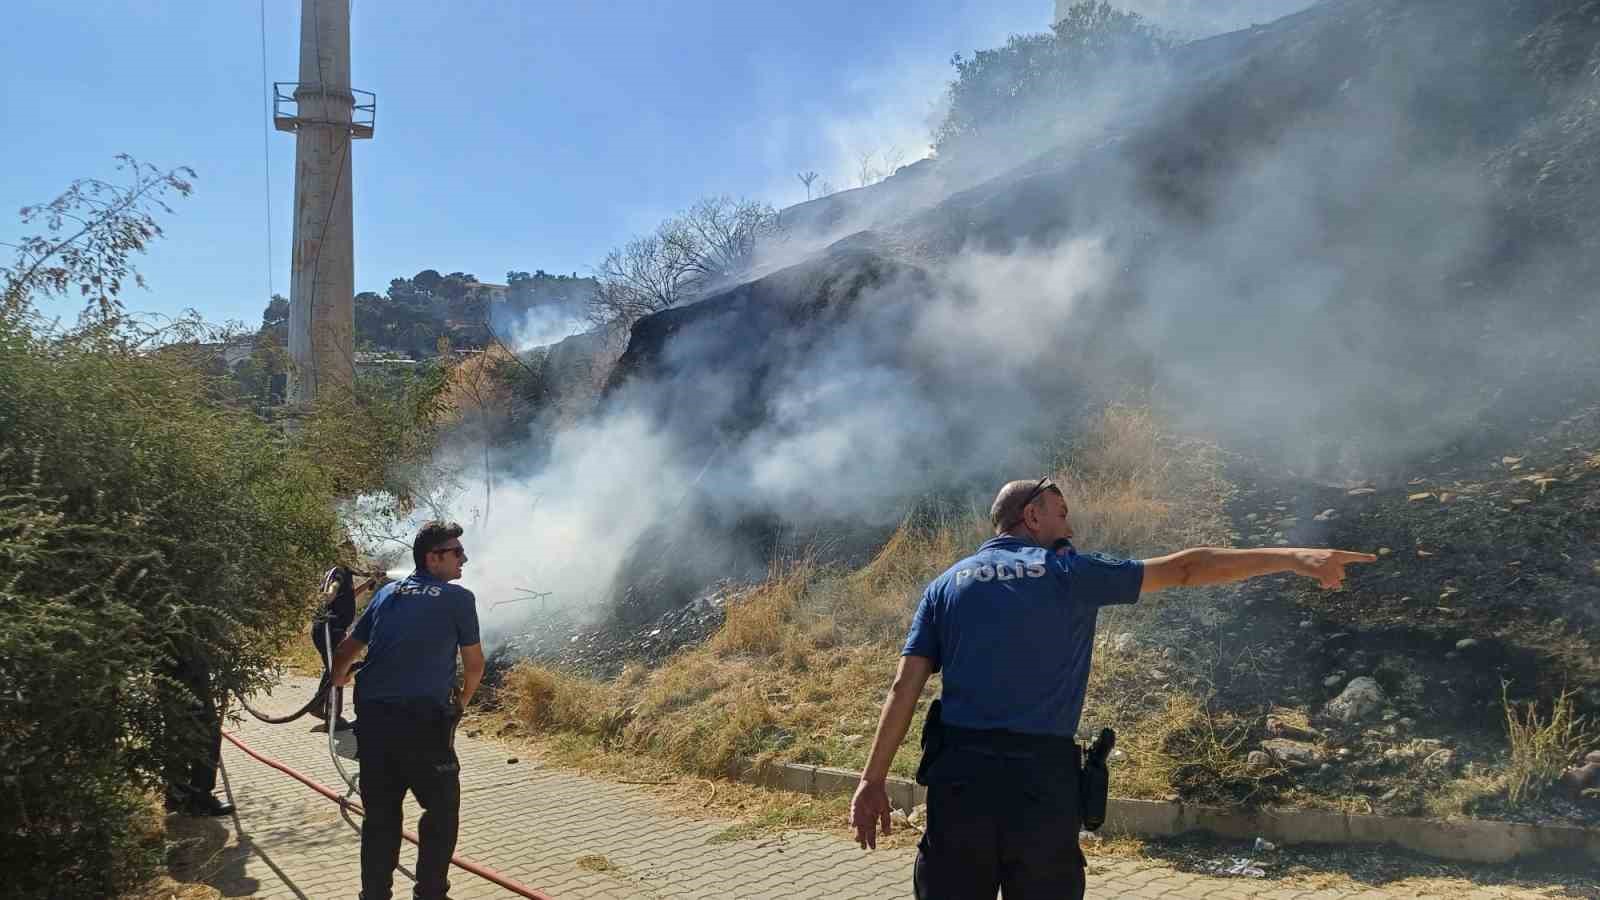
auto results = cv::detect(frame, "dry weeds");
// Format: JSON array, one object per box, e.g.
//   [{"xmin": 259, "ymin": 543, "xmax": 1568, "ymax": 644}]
[
  {"xmin": 494, "ymin": 402, "xmax": 1245, "ymax": 801},
  {"xmin": 1504, "ymin": 685, "xmax": 1597, "ymax": 806}
]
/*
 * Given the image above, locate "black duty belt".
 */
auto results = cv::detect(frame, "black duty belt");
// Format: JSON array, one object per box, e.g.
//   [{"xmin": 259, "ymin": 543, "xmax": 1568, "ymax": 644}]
[
  {"xmin": 941, "ymin": 724, "xmax": 1083, "ymax": 767},
  {"xmin": 356, "ymin": 696, "xmax": 451, "ymax": 715}
]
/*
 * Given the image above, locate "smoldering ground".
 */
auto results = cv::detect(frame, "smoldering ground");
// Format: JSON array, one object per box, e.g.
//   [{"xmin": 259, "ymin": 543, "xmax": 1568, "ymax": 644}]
[{"xmin": 379, "ymin": 0, "xmax": 1600, "ymax": 644}]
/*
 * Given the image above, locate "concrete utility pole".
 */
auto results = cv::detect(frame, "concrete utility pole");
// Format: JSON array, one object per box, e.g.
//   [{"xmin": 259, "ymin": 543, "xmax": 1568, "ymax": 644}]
[{"xmin": 275, "ymin": 0, "xmax": 375, "ymax": 403}]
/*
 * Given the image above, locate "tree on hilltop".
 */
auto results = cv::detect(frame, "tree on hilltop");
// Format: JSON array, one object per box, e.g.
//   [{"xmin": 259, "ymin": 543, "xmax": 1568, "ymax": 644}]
[{"xmin": 934, "ymin": 1, "xmax": 1173, "ymax": 155}]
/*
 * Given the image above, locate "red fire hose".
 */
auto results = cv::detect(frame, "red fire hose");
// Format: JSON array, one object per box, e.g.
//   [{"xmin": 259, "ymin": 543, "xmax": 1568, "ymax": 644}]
[{"xmin": 220, "ymin": 730, "xmax": 555, "ymax": 900}]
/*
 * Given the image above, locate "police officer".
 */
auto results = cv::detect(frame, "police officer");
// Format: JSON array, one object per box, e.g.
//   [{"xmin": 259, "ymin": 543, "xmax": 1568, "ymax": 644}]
[
  {"xmin": 309, "ymin": 563, "xmax": 364, "ymax": 733},
  {"xmin": 159, "ymin": 639, "xmax": 234, "ymax": 817},
  {"xmin": 330, "ymin": 521, "xmax": 487, "ymax": 900},
  {"xmin": 848, "ymin": 477, "xmax": 1376, "ymax": 899}
]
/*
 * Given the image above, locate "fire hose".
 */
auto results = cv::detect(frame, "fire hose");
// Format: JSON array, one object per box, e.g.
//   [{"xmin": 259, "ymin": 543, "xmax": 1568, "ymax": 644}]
[
  {"xmin": 235, "ymin": 572, "xmax": 379, "ymax": 725},
  {"xmin": 219, "ymin": 729, "xmax": 554, "ymax": 900}
]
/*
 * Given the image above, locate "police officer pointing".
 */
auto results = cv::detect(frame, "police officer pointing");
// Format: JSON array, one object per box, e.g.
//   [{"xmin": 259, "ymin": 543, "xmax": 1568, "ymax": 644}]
[
  {"xmin": 849, "ymin": 477, "xmax": 1376, "ymax": 899},
  {"xmin": 330, "ymin": 521, "xmax": 487, "ymax": 900}
]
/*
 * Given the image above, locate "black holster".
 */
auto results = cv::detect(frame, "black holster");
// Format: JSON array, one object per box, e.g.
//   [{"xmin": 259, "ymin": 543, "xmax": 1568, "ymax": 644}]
[{"xmin": 1080, "ymin": 727, "xmax": 1115, "ymax": 832}]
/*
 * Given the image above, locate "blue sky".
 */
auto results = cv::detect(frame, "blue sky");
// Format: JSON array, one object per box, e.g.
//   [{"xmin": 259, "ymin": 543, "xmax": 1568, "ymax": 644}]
[{"xmin": 1, "ymin": 1, "xmax": 1309, "ymax": 327}]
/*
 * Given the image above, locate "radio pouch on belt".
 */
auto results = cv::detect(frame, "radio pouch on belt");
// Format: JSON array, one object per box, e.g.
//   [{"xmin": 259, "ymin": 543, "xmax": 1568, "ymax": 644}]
[
  {"xmin": 1081, "ymin": 727, "xmax": 1115, "ymax": 831},
  {"xmin": 915, "ymin": 698, "xmax": 944, "ymax": 785}
]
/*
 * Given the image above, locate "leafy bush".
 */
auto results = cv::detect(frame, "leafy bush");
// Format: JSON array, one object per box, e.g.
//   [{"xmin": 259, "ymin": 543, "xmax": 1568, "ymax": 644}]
[
  {"xmin": 0, "ymin": 159, "xmax": 342, "ymax": 898},
  {"xmin": 934, "ymin": 1, "xmax": 1173, "ymax": 157},
  {"xmin": 297, "ymin": 363, "xmax": 452, "ymax": 505},
  {"xmin": 0, "ymin": 313, "xmax": 342, "ymax": 897}
]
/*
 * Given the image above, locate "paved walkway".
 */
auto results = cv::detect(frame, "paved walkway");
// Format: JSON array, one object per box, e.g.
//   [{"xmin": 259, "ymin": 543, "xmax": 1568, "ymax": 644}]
[{"xmin": 181, "ymin": 678, "xmax": 1577, "ymax": 899}]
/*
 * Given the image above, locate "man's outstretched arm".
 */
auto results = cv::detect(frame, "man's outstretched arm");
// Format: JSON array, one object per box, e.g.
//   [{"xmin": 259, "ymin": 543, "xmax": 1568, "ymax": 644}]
[
  {"xmin": 1140, "ymin": 547, "xmax": 1377, "ymax": 594},
  {"xmin": 849, "ymin": 655, "xmax": 935, "ymax": 850}
]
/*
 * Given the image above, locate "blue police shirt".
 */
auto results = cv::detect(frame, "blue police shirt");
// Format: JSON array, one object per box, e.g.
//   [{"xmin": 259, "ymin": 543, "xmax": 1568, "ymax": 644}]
[
  {"xmin": 902, "ymin": 536, "xmax": 1143, "ymax": 737},
  {"xmin": 351, "ymin": 571, "xmax": 481, "ymax": 707}
]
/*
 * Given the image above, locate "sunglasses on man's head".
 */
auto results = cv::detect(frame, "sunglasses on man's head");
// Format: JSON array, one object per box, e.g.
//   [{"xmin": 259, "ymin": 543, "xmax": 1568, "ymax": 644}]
[
  {"xmin": 1018, "ymin": 476, "xmax": 1053, "ymax": 511},
  {"xmin": 1003, "ymin": 476, "xmax": 1056, "ymax": 528}
]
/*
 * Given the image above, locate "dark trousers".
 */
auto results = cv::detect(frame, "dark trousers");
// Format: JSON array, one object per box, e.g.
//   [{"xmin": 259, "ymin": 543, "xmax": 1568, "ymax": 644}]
[
  {"xmin": 356, "ymin": 699, "xmax": 461, "ymax": 900},
  {"xmin": 161, "ymin": 656, "xmax": 221, "ymax": 802},
  {"xmin": 914, "ymin": 732, "xmax": 1085, "ymax": 900}
]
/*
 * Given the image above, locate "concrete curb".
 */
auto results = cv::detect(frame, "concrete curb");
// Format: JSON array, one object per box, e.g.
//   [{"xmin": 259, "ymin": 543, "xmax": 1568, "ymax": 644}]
[{"xmin": 743, "ymin": 761, "xmax": 1600, "ymax": 866}]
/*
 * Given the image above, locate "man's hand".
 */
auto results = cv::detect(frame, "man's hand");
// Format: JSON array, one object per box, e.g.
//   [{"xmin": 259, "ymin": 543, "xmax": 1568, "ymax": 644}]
[
  {"xmin": 848, "ymin": 656, "xmax": 932, "ymax": 849},
  {"xmin": 333, "ymin": 668, "xmax": 353, "ymax": 687},
  {"xmin": 849, "ymin": 779, "xmax": 893, "ymax": 850},
  {"xmin": 1291, "ymin": 549, "xmax": 1378, "ymax": 589}
]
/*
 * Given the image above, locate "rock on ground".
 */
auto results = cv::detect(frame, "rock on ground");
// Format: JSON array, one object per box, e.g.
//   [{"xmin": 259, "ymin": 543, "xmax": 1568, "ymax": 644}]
[{"xmin": 1325, "ymin": 676, "xmax": 1385, "ymax": 724}]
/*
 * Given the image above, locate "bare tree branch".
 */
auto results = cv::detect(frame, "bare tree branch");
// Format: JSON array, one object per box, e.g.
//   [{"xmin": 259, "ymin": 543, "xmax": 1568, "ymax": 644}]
[
  {"xmin": 587, "ymin": 195, "xmax": 784, "ymax": 330},
  {"xmin": 2, "ymin": 155, "xmax": 195, "ymax": 317}
]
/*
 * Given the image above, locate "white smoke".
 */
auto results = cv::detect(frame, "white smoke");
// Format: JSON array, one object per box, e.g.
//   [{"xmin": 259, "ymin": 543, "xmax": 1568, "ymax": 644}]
[
  {"xmin": 355, "ymin": 1, "xmax": 1599, "ymax": 646},
  {"xmin": 506, "ymin": 304, "xmax": 587, "ymax": 352}
]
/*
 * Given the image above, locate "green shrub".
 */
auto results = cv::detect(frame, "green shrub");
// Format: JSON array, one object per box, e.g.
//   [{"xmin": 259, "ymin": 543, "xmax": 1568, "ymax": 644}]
[
  {"xmin": 0, "ymin": 314, "xmax": 342, "ymax": 897},
  {"xmin": 1, "ymin": 158, "xmax": 343, "ymax": 898}
]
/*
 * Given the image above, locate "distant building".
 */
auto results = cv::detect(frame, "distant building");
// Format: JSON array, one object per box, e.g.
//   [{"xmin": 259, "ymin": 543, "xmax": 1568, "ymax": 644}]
[
  {"xmin": 472, "ymin": 282, "xmax": 511, "ymax": 303},
  {"xmin": 181, "ymin": 337, "xmax": 257, "ymax": 371}
]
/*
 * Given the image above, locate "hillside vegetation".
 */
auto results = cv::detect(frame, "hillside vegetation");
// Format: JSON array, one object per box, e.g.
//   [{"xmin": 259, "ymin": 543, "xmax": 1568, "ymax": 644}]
[{"xmin": 495, "ymin": 397, "xmax": 1600, "ymax": 825}]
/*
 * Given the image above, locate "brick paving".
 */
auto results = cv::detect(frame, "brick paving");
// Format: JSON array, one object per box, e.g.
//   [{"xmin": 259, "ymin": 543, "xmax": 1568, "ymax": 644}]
[{"xmin": 181, "ymin": 678, "xmax": 1577, "ymax": 899}]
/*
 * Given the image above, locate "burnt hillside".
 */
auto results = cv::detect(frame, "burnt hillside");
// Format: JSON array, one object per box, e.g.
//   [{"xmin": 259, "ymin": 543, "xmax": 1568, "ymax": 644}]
[{"xmin": 492, "ymin": 3, "xmax": 1600, "ymax": 813}]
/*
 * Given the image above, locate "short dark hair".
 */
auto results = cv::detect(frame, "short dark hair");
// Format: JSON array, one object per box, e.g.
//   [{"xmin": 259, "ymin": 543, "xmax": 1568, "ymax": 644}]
[{"xmin": 412, "ymin": 520, "xmax": 464, "ymax": 570}]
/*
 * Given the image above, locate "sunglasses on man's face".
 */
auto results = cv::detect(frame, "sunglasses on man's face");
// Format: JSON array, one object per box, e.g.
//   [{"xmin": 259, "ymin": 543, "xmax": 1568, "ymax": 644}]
[{"xmin": 432, "ymin": 545, "xmax": 466, "ymax": 558}]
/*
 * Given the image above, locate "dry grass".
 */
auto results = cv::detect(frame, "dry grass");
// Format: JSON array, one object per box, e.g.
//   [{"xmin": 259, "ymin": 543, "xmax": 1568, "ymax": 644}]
[
  {"xmin": 709, "ymin": 560, "xmax": 814, "ymax": 656},
  {"xmin": 497, "ymin": 402, "xmax": 1244, "ymax": 807},
  {"xmin": 441, "ymin": 344, "xmax": 519, "ymax": 422},
  {"xmin": 1053, "ymin": 403, "xmax": 1233, "ymax": 637},
  {"xmin": 502, "ymin": 661, "xmax": 622, "ymax": 736},
  {"xmin": 830, "ymin": 510, "xmax": 991, "ymax": 640},
  {"xmin": 1112, "ymin": 692, "xmax": 1265, "ymax": 803},
  {"xmin": 1424, "ymin": 771, "xmax": 1506, "ymax": 819},
  {"xmin": 1053, "ymin": 403, "xmax": 1233, "ymax": 559},
  {"xmin": 280, "ymin": 636, "xmax": 326, "ymax": 678},
  {"xmin": 124, "ymin": 877, "xmax": 221, "ymax": 900},
  {"xmin": 1502, "ymin": 685, "xmax": 1597, "ymax": 806}
]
